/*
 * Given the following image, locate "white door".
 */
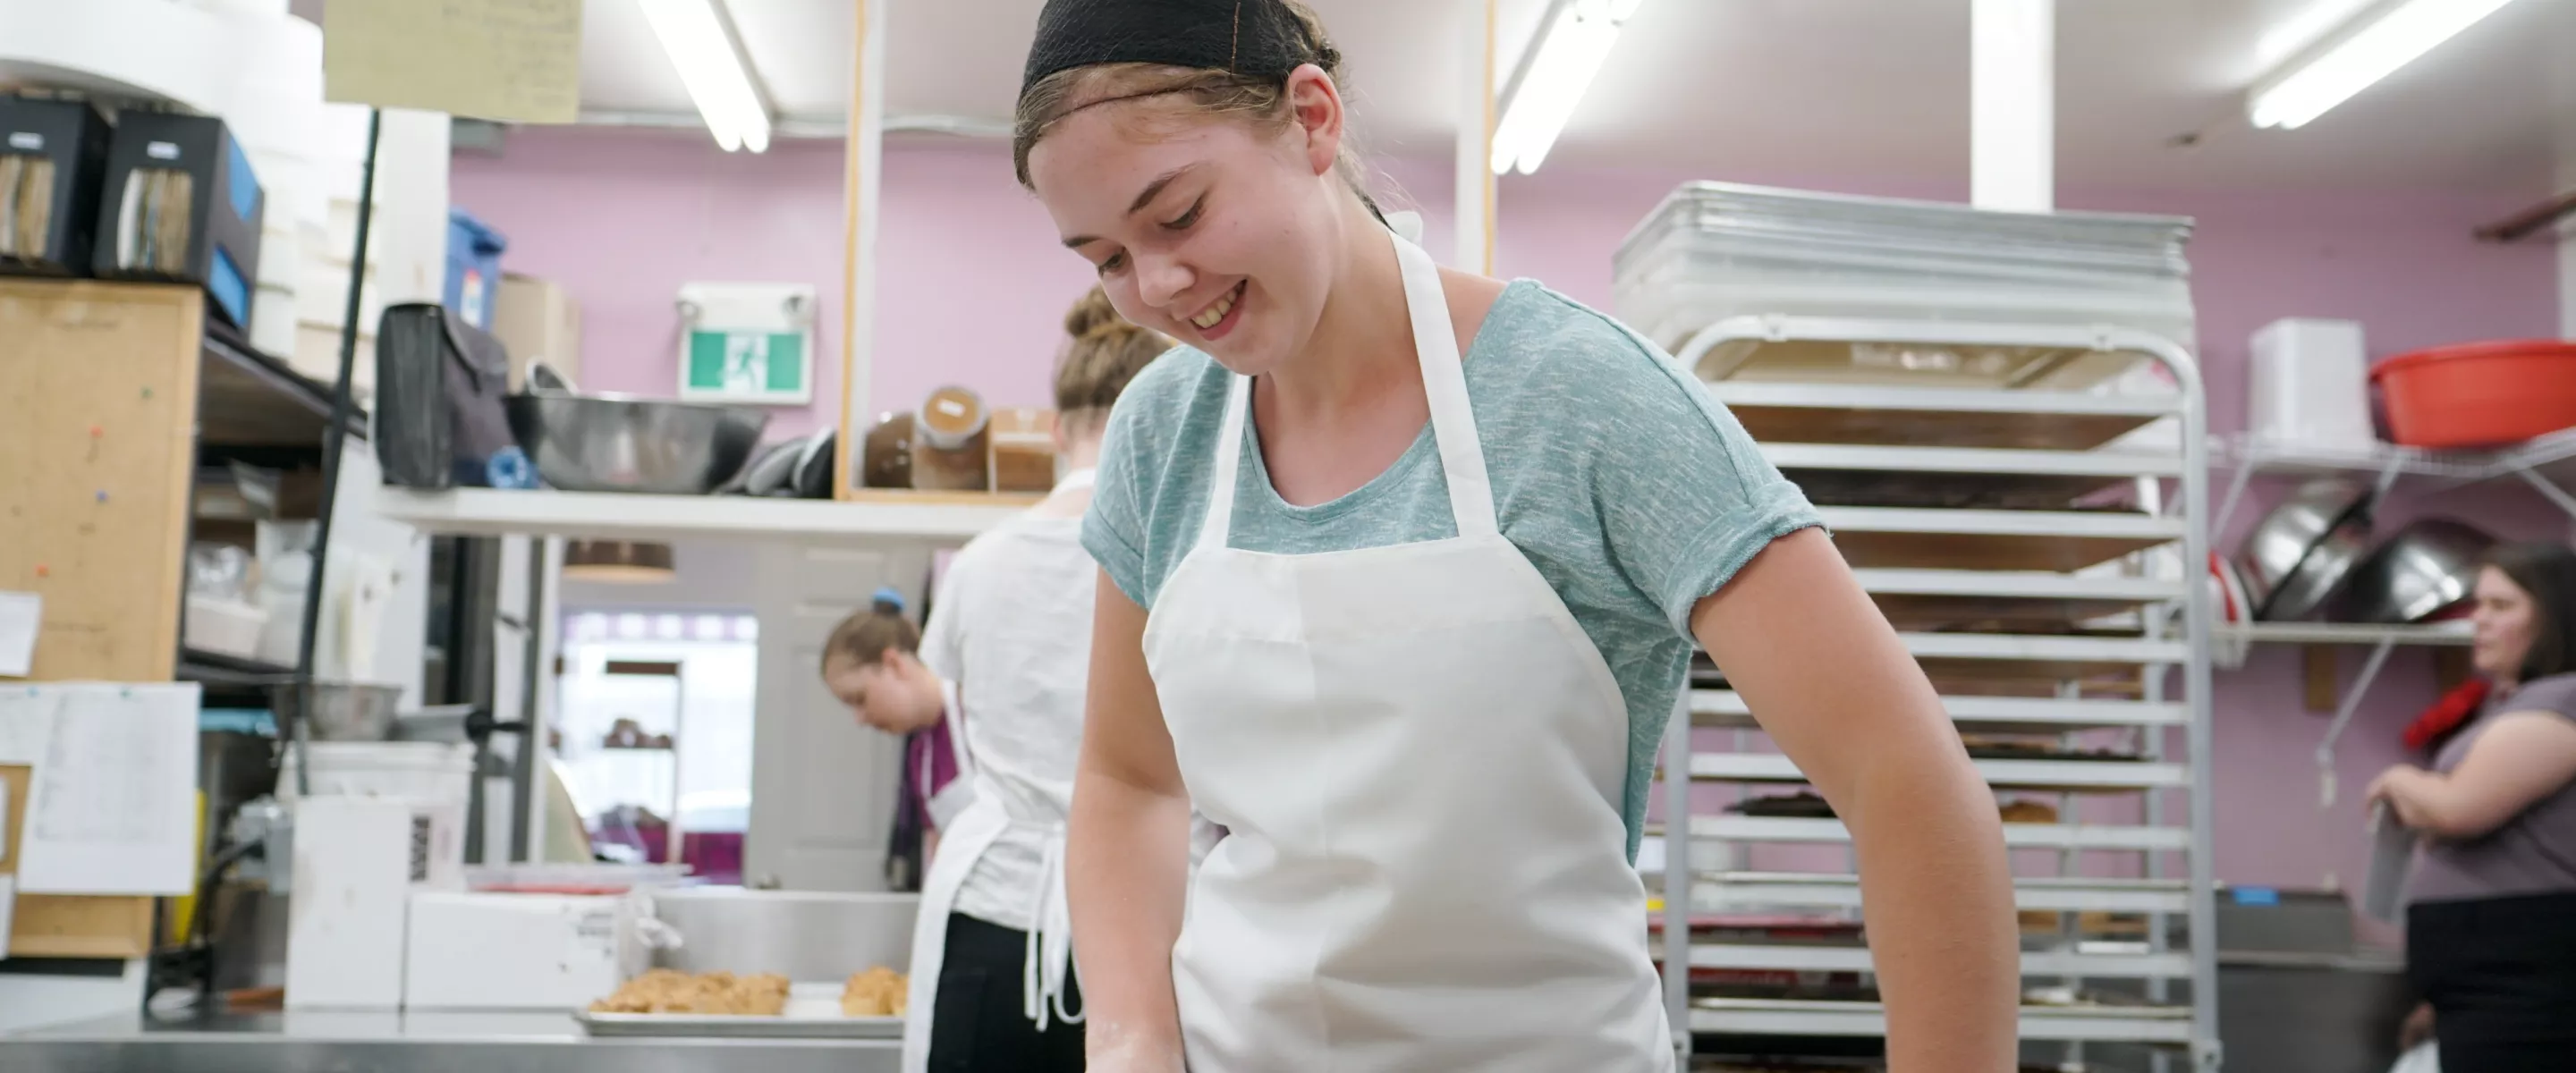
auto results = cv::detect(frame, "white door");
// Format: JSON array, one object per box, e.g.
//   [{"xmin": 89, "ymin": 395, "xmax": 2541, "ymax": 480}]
[{"xmin": 745, "ymin": 541, "xmax": 932, "ymax": 891}]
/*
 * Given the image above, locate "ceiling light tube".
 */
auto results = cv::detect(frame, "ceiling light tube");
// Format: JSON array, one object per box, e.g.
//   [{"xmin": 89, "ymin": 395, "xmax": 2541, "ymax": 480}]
[
  {"xmin": 1490, "ymin": 0, "xmax": 1643, "ymax": 175},
  {"xmin": 2248, "ymin": 0, "xmax": 2521, "ymax": 130},
  {"xmin": 640, "ymin": 0, "xmax": 773, "ymax": 152}
]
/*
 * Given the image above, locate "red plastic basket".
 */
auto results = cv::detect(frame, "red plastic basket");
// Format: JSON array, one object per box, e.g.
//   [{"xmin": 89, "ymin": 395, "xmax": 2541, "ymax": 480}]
[{"xmin": 2370, "ymin": 340, "xmax": 2576, "ymax": 449}]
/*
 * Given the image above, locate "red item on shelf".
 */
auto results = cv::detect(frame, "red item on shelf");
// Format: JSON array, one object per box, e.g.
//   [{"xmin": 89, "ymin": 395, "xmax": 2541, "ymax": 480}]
[
  {"xmin": 2371, "ymin": 341, "xmax": 2576, "ymax": 449},
  {"xmin": 2404, "ymin": 679, "xmax": 2491, "ymax": 755}
]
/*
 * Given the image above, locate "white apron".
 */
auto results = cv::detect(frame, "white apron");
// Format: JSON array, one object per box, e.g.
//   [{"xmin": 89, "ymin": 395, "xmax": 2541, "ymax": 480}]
[
  {"xmin": 1142, "ymin": 231, "xmax": 1675, "ymax": 1072},
  {"xmin": 899, "ymin": 684, "xmax": 1081, "ymax": 1072}
]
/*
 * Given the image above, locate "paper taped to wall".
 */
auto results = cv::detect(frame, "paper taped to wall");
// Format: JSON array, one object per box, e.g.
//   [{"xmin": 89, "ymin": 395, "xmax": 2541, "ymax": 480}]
[
  {"xmin": 9, "ymin": 684, "xmax": 200, "ymax": 896},
  {"xmin": 323, "ymin": 0, "xmax": 585, "ymax": 123},
  {"xmin": 0, "ymin": 591, "xmax": 38, "ymax": 678}
]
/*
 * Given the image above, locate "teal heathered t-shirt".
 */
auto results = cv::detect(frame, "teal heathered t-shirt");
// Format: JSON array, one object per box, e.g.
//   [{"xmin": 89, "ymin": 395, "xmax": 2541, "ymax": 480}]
[{"xmin": 1082, "ymin": 280, "xmax": 1824, "ymax": 858}]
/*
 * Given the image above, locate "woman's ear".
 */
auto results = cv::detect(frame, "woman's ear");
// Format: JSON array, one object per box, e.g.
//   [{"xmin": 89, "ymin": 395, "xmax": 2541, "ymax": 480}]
[{"xmin": 1283, "ymin": 63, "xmax": 1344, "ymax": 179}]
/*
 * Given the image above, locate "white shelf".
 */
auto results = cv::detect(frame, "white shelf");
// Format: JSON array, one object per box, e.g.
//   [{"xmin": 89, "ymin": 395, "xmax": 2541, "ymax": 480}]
[
  {"xmin": 1708, "ymin": 380, "xmax": 2179, "ymax": 418},
  {"xmin": 370, "ymin": 487, "xmax": 1028, "ymax": 544},
  {"xmin": 1899, "ymin": 631, "xmax": 2186, "ymax": 664},
  {"xmin": 1852, "ymin": 568, "xmax": 2182, "ymax": 603},
  {"xmin": 1683, "ymin": 815, "xmax": 2192, "ymax": 852},
  {"xmin": 1691, "ymin": 999, "xmax": 2193, "ymax": 1043},
  {"xmin": 1690, "ymin": 753, "xmax": 2188, "ymax": 790},
  {"xmin": 1691, "ymin": 943, "xmax": 2193, "ymax": 979},
  {"xmin": 1816, "ymin": 506, "xmax": 2182, "ymax": 541},
  {"xmin": 2216, "ymin": 427, "xmax": 2576, "ymax": 484},
  {"xmin": 1692, "ymin": 873, "xmax": 2189, "ymax": 915},
  {"xmin": 1762, "ymin": 442, "xmax": 2182, "ymax": 478},
  {"xmin": 1691, "ymin": 691, "xmax": 2189, "ymax": 733},
  {"xmin": 2216, "ymin": 621, "xmax": 2473, "ymax": 647}
]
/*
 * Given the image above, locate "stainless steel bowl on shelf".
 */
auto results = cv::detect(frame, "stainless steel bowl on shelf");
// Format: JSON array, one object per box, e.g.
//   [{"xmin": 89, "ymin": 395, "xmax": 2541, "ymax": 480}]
[
  {"xmin": 504, "ymin": 393, "xmax": 770, "ymax": 495},
  {"xmin": 2237, "ymin": 477, "xmax": 2373, "ymax": 621},
  {"xmin": 2330, "ymin": 518, "xmax": 2498, "ymax": 624},
  {"xmin": 267, "ymin": 680, "xmax": 403, "ymax": 741}
]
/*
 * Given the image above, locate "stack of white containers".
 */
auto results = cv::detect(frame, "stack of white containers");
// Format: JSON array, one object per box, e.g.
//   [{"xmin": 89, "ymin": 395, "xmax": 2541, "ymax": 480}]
[{"xmin": 1614, "ymin": 182, "xmax": 2198, "ymax": 384}]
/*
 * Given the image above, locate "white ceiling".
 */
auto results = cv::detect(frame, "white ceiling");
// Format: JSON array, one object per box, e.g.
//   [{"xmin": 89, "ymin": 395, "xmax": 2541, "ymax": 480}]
[{"xmin": 562, "ymin": 0, "xmax": 2576, "ymax": 191}]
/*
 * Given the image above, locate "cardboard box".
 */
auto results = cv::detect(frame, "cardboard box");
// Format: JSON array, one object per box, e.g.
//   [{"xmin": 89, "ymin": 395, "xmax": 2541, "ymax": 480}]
[{"xmin": 490, "ymin": 273, "xmax": 580, "ymax": 390}]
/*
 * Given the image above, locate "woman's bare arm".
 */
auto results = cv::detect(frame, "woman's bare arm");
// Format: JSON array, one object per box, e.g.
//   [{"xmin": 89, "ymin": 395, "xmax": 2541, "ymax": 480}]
[
  {"xmin": 1069, "ymin": 573, "xmax": 1193, "ymax": 1069},
  {"xmin": 2371, "ymin": 712, "xmax": 2576, "ymax": 839},
  {"xmin": 1690, "ymin": 529, "xmax": 2018, "ymax": 1072}
]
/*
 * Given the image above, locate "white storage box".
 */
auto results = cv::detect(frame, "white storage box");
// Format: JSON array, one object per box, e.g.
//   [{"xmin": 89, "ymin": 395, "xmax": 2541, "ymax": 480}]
[
  {"xmin": 286, "ymin": 797, "xmax": 416, "ymax": 1010},
  {"xmin": 404, "ymin": 891, "xmax": 651, "ymax": 1010},
  {"xmin": 281, "ymin": 741, "xmax": 473, "ymax": 890},
  {"xmin": 2250, "ymin": 318, "xmax": 2372, "ymax": 449},
  {"xmin": 182, "ymin": 595, "xmax": 269, "ymax": 659}
]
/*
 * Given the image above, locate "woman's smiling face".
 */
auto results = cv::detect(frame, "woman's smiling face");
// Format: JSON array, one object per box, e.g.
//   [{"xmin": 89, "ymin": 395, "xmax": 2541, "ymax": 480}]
[{"xmin": 1026, "ymin": 68, "xmax": 1352, "ymax": 378}]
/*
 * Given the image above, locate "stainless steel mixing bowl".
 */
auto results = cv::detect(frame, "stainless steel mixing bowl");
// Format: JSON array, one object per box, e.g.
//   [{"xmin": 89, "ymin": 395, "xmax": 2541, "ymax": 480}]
[
  {"xmin": 2237, "ymin": 477, "xmax": 2373, "ymax": 621},
  {"xmin": 504, "ymin": 393, "xmax": 770, "ymax": 494},
  {"xmin": 267, "ymin": 681, "xmax": 403, "ymax": 742},
  {"xmin": 2330, "ymin": 519, "xmax": 2498, "ymax": 624}
]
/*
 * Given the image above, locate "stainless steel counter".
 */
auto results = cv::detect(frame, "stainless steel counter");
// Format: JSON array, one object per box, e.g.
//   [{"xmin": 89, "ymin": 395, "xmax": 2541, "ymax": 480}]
[{"xmin": 0, "ymin": 1010, "xmax": 899, "ymax": 1073}]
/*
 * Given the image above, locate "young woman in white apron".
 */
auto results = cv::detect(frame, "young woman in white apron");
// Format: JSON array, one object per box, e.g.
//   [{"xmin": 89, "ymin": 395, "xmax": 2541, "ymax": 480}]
[
  {"xmin": 1010, "ymin": 3, "xmax": 2022, "ymax": 1071},
  {"xmin": 834, "ymin": 289, "xmax": 1182, "ymax": 1071}
]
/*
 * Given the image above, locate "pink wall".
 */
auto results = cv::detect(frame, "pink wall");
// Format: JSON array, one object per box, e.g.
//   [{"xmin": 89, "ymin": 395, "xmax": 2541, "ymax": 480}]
[{"xmin": 453, "ymin": 129, "xmax": 2567, "ymax": 891}]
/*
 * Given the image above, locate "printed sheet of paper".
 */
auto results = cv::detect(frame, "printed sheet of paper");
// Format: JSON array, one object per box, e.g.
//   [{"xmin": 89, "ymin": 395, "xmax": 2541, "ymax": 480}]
[
  {"xmin": 0, "ymin": 688, "xmax": 52, "ymax": 765},
  {"xmin": 324, "ymin": 0, "xmax": 585, "ymax": 123},
  {"xmin": 0, "ymin": 591, "xmax": 38, "ymax": 678},
  {"xmin": 13, "ymin": 684, "xmax": 201, "ymax": 896}
]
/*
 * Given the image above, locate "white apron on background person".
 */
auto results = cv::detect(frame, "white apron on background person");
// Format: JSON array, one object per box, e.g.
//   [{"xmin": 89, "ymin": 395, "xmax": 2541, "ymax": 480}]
[
  {"xmin": 1142, "ymin": 232, "xmax": 1675, "ymax": 1071},
  {"xmin": 898, "ymin": 684, "xmax": 1081, "ymax": 1073}
]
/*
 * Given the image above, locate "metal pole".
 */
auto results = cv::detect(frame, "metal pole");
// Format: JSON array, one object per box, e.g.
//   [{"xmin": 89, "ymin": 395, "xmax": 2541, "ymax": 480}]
[
  {"xmin": 512, "ymin": 541, "xmax": 545, "ymax": 863},
  {"xmin": 1661, "ymin": 690, "xmax": 1693, "ymax": 1064},
  {"xmin": 288, "ymin": 107, "xmax": 383, "ymax": 797}
]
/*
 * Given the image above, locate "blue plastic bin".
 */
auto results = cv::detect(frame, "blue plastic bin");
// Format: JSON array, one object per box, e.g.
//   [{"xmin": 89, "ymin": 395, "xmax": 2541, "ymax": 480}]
[{"xmin": 445, "ymin": 208, "xmax": 508, "ymax": 330}]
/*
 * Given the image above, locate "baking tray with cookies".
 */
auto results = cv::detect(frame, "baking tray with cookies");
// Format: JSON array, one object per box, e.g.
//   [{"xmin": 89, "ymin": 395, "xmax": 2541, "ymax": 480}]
[{"xmin": 577, "ymin": 967, "xmax": 911, "ymax": 1038}]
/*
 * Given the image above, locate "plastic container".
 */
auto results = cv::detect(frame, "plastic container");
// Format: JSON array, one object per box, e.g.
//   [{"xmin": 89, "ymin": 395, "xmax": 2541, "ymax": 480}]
[
  {"xmin": 183, "ymin": 594, "xmax": 270, "ymax": 659},
  {"xmin": 444, "ymin": 207, "xmax": 507, "ymax": 330},
  {"xmin": 281, "ymin": 741, "xmax": 473, "ymax": 888},
  {"xmin": 2249, "ymin": 318, "xmax": 2372, "ymax": 449},
  {"xmin": 2372, "ymin": 341, "xmax": 2576, "ymax": 449}
]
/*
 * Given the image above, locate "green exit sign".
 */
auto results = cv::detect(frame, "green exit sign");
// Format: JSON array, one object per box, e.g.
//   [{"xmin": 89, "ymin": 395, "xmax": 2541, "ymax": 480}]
[{"xmin": 682, "ymin": 329, "xmax": 810, "ymax": 404}]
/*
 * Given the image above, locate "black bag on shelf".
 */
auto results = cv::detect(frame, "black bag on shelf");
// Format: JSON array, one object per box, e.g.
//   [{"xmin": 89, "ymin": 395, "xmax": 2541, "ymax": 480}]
[{"xmin": 374, "ymin": 303, "xmax": 521, "ymax": 488}]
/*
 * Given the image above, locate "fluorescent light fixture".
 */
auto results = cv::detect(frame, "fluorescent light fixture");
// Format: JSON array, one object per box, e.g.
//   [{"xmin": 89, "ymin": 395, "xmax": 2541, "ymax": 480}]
[
  {"xmin": 2248, "ymin": 0, "xmax": 2521, "ymax": 130},
  {"xmin": 639, "ymin": 0, "xmax": 772, "ymax": 152},
  {"xmin": 1490, "ymin": 0, "xmax": 1644, "ymax": 175}
]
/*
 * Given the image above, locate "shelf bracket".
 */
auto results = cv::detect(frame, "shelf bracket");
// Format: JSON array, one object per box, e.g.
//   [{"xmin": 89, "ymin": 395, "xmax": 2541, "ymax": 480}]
[
  {"xmin": 2315, "ymin": 638, "xmax": 2398, "ymax": 810},
  {"xmin": 2211, "ymin": 460, "xmax": 2258, "ymax": 538},
  {"xmin": 2509, "ymin": 463, "xmax": 2576, "ymax": 521}
]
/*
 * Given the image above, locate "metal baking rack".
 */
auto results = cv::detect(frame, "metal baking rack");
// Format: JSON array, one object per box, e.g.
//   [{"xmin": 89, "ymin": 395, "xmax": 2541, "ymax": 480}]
[{"xmin": 1644, "ymin": 316, "xmax": 2220, "ymax": 1071}]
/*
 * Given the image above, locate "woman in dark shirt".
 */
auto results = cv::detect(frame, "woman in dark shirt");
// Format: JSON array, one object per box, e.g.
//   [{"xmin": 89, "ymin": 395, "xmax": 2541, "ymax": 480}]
[{"xmin": 2369, "ymin": 541, "xmax": 2576, "ymax": 1072}]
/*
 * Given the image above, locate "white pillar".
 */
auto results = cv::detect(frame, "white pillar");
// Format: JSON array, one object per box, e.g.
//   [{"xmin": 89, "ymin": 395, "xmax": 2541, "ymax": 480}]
[
  {"xmin": 1453, "ymin": 0, "xmax": 1498, "ymax": 274},
  {"xmin": 1970, "ymin": 0, "xmax": 2054, "ymax": 212},
  {"xmin": 837, "ymin": 0, "xmax": 888, "ymax": 497}
]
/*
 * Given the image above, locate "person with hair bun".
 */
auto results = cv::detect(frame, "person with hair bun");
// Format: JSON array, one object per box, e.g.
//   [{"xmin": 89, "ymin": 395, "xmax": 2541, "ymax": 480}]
[
  {"xmin": 1013, "ymin": 2, "xmax": 2019, "ymax": 1070},
  {"xmin": 822, "ymin": 284, "xmax": 1172, "ymax": 1073}
]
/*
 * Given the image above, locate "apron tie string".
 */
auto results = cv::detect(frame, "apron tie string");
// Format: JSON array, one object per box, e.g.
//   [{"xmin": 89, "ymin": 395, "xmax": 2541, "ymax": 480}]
[{"xmin": 1022, "ymin": 832, "xmax": 1084, "ymax": 1028}]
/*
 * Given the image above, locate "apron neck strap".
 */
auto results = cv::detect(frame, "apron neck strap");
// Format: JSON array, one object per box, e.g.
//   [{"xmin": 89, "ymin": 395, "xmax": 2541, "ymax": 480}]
[{"xmin": 1194, "ymin": 231, "xmax": 1500, "ymax": 552}]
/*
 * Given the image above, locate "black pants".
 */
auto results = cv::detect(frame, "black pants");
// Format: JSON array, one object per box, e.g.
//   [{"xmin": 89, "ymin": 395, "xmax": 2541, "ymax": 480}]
[
  {"xmin": 2409, "ymin": 891, "xmax": 2576, "ymax": 1073},
  {"xmin": 930, "ymin": 912, "xmax": 1085, "ymax": 1072}
]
